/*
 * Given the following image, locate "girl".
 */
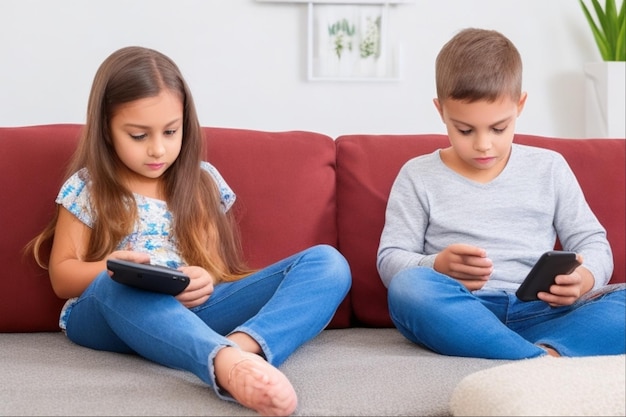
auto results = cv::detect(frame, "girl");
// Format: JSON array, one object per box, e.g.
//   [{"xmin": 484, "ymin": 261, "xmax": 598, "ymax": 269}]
[{"xmin": 28, "ymin": 46, "xmax": 351, "ymax": 416}]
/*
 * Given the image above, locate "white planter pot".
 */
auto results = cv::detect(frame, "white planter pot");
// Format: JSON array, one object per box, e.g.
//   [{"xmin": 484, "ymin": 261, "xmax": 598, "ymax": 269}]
[{"xmin": 584, "ymin": 61, "xmax": 626, "ymax": 138}]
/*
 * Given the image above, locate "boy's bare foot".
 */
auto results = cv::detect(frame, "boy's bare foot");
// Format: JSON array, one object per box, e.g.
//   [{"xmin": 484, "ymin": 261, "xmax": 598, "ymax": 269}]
[
  {"xmin": 538, "ymin": 344, "xmax": 560, "ymax": 357},
  {"xmin": 218, "ymin": 349, "xmax": 297, "ymax": 416}
]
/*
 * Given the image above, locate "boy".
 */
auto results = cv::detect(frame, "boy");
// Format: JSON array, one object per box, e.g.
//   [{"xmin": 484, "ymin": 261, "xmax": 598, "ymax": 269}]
[{"xmin": 376, "ymin": 28, "xmax": 625, "ymax": 359}]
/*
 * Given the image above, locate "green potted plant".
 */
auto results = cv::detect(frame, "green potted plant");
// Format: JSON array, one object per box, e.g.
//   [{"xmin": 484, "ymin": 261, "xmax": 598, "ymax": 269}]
[
  {"xmin": 579, "ymin": 0, "xmax": 625, "ymax": 61},
  {"xmin": 579, "ymin": 0, "xmax": 625, "ymax": 138}
]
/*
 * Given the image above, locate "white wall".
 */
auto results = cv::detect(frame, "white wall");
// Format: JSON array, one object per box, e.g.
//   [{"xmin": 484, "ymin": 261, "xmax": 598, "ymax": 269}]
[{"xmin": 0, "ymin": 0, "xmax": 602, "ymax": 138}]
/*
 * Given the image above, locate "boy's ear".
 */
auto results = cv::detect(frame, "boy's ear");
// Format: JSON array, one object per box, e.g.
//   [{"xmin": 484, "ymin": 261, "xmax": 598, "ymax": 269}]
[
  {"xmin": 517, "ymin": 92, "xmax": 528, "ymax": 115},
  {"xmin": 433, "ymin": 98, "xmax": 444, "ymax": 120}
]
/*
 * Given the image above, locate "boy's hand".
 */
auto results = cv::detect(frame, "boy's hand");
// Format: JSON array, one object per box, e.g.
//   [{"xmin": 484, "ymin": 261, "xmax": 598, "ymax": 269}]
[
  {"xmin": 434, "ymin": 243, "xmax": 493, "ymax": 291},
  {"xmin": 537, "ymin": 255, "xmax": 592, "ymax": 307},
  {"xmin": 176, "ymin": 266, "xmax": 215, "ymax": 308}
]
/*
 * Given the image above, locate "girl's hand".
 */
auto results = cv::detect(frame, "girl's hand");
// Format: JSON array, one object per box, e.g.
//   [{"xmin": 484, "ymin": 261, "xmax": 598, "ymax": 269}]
[
  {"xmin": 434, "ymin": 243, "xmax": 494, "ymax": 291},
  {"xmin": 175, "ymin": 266, "xmax": 215, "ymax": 308},
  {"xmin": 105, "ymin": 251, "xmax": 151, "ymax": 275}
]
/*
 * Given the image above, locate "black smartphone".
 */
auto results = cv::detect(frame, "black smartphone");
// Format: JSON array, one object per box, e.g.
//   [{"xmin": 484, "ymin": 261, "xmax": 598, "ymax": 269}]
[
  {"xmin": 106, "ymin": 259, "xmax": 190, "ymax": 296},
  {"xmin": 516, "ymin": 251, "xmax": 581, "ymax": 301}
]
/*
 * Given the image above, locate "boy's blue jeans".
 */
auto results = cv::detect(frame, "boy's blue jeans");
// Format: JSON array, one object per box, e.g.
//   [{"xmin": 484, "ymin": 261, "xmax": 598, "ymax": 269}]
[
  {"xmin": 64, "ymin": 244, "xmax": 351, "ymax": 399},
  {"xmin": 388, "ymin": 267, "xmax": 625, "ymax": 359}
]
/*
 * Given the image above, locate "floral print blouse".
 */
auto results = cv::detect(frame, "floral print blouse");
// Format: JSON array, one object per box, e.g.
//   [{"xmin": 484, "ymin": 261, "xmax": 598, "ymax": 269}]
[{"xmin": 55, "ymin": 161, "xmax": 235, "ymax": 330}]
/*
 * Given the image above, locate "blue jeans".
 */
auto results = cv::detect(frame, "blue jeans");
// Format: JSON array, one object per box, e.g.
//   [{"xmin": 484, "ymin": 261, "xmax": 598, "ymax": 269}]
[
  {"xmin": 387, "ymin": 267, "xmax": 626, "ymax": 359},
  {"xmin": 65, "ymin": 244, "xmax": 351, "ymax": 399}
]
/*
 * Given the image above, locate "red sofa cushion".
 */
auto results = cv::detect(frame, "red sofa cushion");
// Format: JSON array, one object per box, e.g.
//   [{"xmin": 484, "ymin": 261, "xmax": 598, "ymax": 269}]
[
  {"xmin": 0, "ymin": 124, "xmax": 81, "ymax": 332},
  {"xmin": 336, "ymin": 134, "xmax": 450, "ymax": 326},
  {"xmin": 514, "ymin": 135, "xmax": 625, "ymax": 287},
  {"xmin": 0, "ymin": 125, "xmax": 350, "ymax": 331},
  {"xmin": 204, "ymin": 127, "xmax": 351, "ymax": 328},
  {"xmin": 336, "ymin": 134, "xmax": 625, "ymax": 327}
]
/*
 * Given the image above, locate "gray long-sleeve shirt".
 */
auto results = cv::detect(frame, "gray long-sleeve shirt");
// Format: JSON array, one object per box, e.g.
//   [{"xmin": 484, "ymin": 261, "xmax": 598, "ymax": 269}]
[{"xmin": 376, "ymin": 144, "xmax": 613, "ymax": 292}]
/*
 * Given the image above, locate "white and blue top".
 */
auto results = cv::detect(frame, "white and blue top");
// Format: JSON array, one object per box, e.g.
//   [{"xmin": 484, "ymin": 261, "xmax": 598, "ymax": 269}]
[{"xmin": 55, "ymin": 161, "xmax": 235, "ymax": 329}]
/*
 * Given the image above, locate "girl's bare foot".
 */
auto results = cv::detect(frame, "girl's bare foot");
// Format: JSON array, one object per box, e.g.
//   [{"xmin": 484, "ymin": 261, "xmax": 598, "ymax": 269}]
[{"xmin": 217, "ymin": 348, "xmax": 297, "ymax": 416}]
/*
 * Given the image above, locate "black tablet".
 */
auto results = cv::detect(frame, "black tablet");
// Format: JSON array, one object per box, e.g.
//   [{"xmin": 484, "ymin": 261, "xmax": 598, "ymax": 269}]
[
  {"xmin": 107, "ymin": 259, "xmax": 190, "ymax": 296},
  {"xmin": 516, "ymin": 251, "xmax": 581, "ymax": 301}
]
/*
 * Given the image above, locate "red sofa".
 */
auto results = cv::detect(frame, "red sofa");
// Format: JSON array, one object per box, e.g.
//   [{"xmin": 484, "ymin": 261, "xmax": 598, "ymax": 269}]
[{"xmin": 1, "ymin": 125, "xmax": 624, "ymax": 332}]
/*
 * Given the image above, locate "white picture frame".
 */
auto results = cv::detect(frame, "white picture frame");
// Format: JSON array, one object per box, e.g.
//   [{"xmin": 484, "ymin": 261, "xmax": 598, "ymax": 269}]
[
  {"xmin": 307, "ymin": 3, "xmax": 401, "ymax": 81},
  {"xmin": 257, "ymin": 0, "xmax": 413, "ymax": 82}
]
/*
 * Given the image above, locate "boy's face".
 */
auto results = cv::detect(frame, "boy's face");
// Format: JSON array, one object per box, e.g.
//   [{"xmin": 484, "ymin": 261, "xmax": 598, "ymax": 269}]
[{"xmin": 433, "ymin": 94, "xmax": 527, "ymax": 182}]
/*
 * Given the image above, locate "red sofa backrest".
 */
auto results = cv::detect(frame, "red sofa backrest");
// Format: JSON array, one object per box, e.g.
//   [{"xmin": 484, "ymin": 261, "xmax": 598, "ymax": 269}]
[
  {"xmin": 336, "ymin": 134, "xmax": 625, "ymax": 327},
  {"xmin": 1, "ymin": 125, "xmax": 623, "ymax": 331}
]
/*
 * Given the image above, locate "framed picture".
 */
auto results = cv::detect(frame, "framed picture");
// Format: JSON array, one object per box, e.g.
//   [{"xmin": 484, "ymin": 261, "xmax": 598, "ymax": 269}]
[
  {"xmin": 257, "ymin": 0, "xmax": 414, "ymax": 81},
  {"xmin": 307, "ymin": 3, "xmax": 400, "ymax": 81}
]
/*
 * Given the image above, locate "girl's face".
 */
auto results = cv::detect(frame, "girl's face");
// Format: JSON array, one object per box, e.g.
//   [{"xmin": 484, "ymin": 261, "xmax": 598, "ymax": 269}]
[
  {"xmin": 433, "ymin": 93, "xmax": 527, "ymax": 182},
  {"xmin": 110, "ymin": 89, "xmax": 183, "ymax": 193}
]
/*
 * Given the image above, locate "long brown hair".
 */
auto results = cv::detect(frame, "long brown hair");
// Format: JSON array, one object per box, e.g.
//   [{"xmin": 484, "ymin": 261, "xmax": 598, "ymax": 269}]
[{"xmin": 28, "ymin": 46, "xmax": 251, "ymax": 282}]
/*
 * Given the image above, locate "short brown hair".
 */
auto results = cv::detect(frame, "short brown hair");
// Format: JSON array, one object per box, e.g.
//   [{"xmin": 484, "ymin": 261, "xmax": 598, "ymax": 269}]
[{"xmin": 435, "ymin": 28, "xmax": 522, "ymax": 103}]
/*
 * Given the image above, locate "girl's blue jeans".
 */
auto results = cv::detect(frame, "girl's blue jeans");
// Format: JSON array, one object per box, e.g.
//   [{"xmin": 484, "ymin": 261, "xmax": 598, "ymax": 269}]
[
  {"xmin": 387, "ymin": 267, "xmax": 625, "ymax": 359},
  {"xmin": 64, "ymin": 244, "xmax": 351, "ymax": 400}
]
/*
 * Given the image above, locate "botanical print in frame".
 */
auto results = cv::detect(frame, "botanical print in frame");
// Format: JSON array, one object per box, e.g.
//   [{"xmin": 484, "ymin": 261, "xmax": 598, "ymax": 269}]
[{"xmin": 309, "ymin": 4, "xmax": 397, "ymax": 81}]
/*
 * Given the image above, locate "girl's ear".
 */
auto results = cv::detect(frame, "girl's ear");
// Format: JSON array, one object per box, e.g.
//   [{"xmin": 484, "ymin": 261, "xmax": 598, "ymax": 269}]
[
  {"xmin": 517, "ymin": 92, "xmax": 528, "ymax": 116},
  {"xmin": 433, "ymin": 98, "xmax": 444, "ymax": 121}
]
